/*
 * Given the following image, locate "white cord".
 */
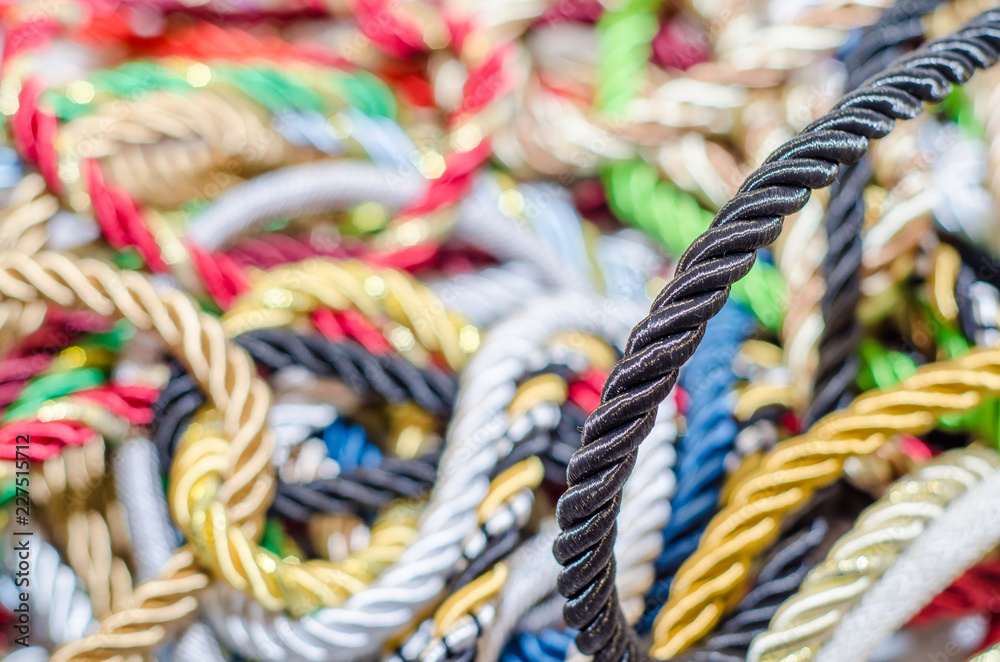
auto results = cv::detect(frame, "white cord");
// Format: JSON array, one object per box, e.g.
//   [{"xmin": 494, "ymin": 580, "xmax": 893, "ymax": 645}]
[
  {"xmin": 186, "ymin": 161, "xmax": 424, "ymax": 250},
  {"xmin": 430, "ymin": 262, "xmax": 550, "ymax": 327},
  {"xmin": 115, "ymin": 437, "xmax": 228, "ymax": 662},
  {"xmin": 815, "ymin": 464, "xmax": 1000, "ymax": 662},
  {"xmin": 201, "ymin": 292, "xmax": 643, "ymax": 662},
  {"xmin": 0, "ymin": 536, "xmax": 97, "ymax": 652},
  {"xmin": 478, "ymin": 396, "xmax": 678, "ymax": 662}
]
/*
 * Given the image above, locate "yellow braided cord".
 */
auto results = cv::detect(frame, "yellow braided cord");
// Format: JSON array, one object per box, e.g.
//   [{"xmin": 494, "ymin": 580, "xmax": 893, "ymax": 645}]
[
  {"xmin": 650, "ymin": 346, "xmax": 1000, "ymax": 658},
  {"xmin": 748, "ymin": 446, "xmax": 999, "ymax": 662},
  {"xmin": 222, "ymin": 258, "xmax": 479, "ymax": 369}
]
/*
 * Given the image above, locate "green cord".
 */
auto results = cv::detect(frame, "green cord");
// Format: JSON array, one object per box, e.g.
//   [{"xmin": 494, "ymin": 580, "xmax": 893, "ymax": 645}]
[
  {"xmin": 45, "ymin": 60, "xmax": 398, "ymax": 123},
  {"xmin": 4, "ymin": 367, "xmax": 107, "ymax": 421},
  {"xmin": 595, "ymin": 0, "xmax": 661, "ymax": 115},
  {"xmin": 603, "ymin": 160, "xmax": 786, "ymax": 329},
  {"xmin": 0, "ymin": 481, "xmax": 16, "ymax": 507},
  {"xmin": 933, "ymin": 88, "xmax": 985, "ymax": 140}
]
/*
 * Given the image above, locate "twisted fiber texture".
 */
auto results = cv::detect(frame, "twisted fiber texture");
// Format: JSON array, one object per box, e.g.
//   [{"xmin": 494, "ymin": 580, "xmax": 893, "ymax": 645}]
[
  {"xmin": 601, "ymin": 161, "xmax": 785, "ymax": 328},
  {"xmin": 554, "ymin": 15, "xmax": 1000, "ymax": 661},
  {"xmin": 480, "ymin": 399, "xmax": 678, "ymax": 662},
  {"xmin": 154, "ymin": 328, "xmax": 455, "ymax": 522},
  {"xmin": 0, "ymin": 174, "xmax": 59, "ymax": 348},
  {"xmin": 747, "ymin": 446, "xmax": 999, "ymax": 662},
  {"xmin": 806, "ymin": 0, "xmax": 944, "ymax": 427},
  {"xmin": 669, "ymin": 518, "xmax": 830, "ymax": 662},
  {"xmin": 430, "ymin": 263, "xmax": 551, "ymax": 329},
  {"xmin": 652, "ymin": 339, "xmax": 1000, "ymax": 660},
  {"xmin": 0, "ymin": 251, "xmax": 275, "ymax": 661},
  {"xmin": 170, "ymin": 419, "xmax": 421, "ymax": 615},
  {"xmin": 640, "ymin": 302, "xmax": 752, "ymax": 630},
  {"xmin": 200, "ymin": 294, "xmax": 636, "ymax": 662},
  {"xmin": 186, "ymin": 161, "xmax": 423, "ymax": 251},
  {"xmin": 57, "ymin": 88, "xmax": 303, "ymax": 208},
  {"xmin": 593, "ymin": 0, "xmax": 659, "ymax": 114},
  {"xmin": 153, "ymin": 328, "xmax": 456, "ymax": 458},
  {"xmin": 815, "ymin": 460, "xmax": 1000, "ymax": 662},
  {"xmin": 222, "ymin": 258, "xmax": 477, "ymax": 370},
  {"xmin": 0, "ymin": 535, "xmax": 96, "ymax": 651},
  {"xmin": 910, "ymin": 556, "xmax": 1000, "ymax": 625},
  {"xmin": 114, "ymin": 437, "xmax": 228, "ymax": 662}
]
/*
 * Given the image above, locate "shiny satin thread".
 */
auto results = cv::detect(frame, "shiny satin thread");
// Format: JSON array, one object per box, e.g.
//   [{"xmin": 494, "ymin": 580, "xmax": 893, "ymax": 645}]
[{"xmin": 553, "ymin": 14, "xmax": 1000, "ymax": 662}]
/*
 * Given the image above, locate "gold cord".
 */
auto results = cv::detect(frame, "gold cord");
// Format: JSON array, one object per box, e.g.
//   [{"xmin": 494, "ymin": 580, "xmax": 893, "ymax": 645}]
[
  {"xmin": 749, "ymin": 446, "xmax": 999, "ymax": 662},
  {"xmin": 650, "ymin": 345, "xmax": 1000, "ymax": 658},
  {"xmin": 222, "ymin": 258, "xmax": 479, "ymax": 370},
  {"xmin": 0, "ymin": 251, "xmax": 272, "ymax": 660}
]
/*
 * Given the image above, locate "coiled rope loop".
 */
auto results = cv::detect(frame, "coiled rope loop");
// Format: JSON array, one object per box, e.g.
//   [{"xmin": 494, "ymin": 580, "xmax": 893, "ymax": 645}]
[{"xmin": 553, "ymin": 12, "xmax": 1000, "ymax": 662}]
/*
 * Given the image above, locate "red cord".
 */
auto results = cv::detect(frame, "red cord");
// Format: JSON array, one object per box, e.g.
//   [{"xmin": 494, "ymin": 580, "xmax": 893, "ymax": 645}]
[
  {"xmin": 73, "ymin": 383, "xmax": 158, "ymax": 425},
  {"xmin": 312, "ymin": 309, "xmax": 394, "ymax": 354},
  {"xmin": 348, "ymin": 0, "xmax": 427, "ymax": 60},
  {"xmin": 0, "ymin": 420, "xmax": 96, "ymax": 461},
  {"xmin": 910, "ymin": 557, "xmax": 1000, "ymax": 626},
  {"xmin": 400, "ymin": 138, "xmax": 493, "ymax": 218},
  {"xmin": 568, "ymin": 369, "xmax": 607, "ymax": 413},
  {"xmin": 11, "ymin": 77, "xmax": 62, "ymax": 193},
  {"xmin": 84, "ymin": 160, "xmax": 168, "ymax": 271}
]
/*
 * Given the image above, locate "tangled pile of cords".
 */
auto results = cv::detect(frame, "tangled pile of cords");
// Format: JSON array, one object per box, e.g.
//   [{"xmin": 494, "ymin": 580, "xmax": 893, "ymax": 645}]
[{"xmin": 7, "ymin": 1, "xmax": 1000, "ymax": 662}]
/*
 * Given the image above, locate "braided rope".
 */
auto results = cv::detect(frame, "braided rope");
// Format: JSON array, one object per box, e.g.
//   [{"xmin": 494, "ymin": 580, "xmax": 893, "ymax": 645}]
[
  {"xmin": 747, "ymin": 446, "xmax": 999, "ymax": 662},
  {"xmin": 170, "ymin": 419, "xmax": 421, "ymax": 615},
  {"xmin": 667, "ymin": 515, "xmax": 832, "ymax": 662},
  {"xmin": 639, "ymin": 302, "xmax": 752, "ymax": 629},
  {"xmin": 554, "ymin": 14, "xmax": 1000, "ymax": 661},
  {"xmin": 1, "ymin": 535, "xmax": 97, "ymax": 651},
  {"xmin": 222, "ymin": 259, "xmax": 479, "ymax": 370},
  {"xmin": 815, "ymin": 459, "xmax": 1000, "ymax": 661}
]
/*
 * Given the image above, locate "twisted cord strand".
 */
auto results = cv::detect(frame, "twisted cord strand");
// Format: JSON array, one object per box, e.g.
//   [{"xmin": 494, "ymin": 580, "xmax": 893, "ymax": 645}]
[
  {"xmin": 667, "ymin": 516, "xmax": 831, "ymax": 662},
  {"xmin": 640, "ymin": 302, "xmax": 752, "ymax": 629},
  {"xmin": 0, "ymin": 250, "xmax": 274, "ymax": 661},
  {"xmin": 554, "ymin": 15, "xmax": 1000, "ymax": 661},
  {"xmin": 815, "ymin": 461, "xmax": 1000, "ymax": 662},
  {"xmin": 199, "ymin": 294, "xmax": 637, "ymax": 662},
  {"xmin": 651, "ymin": 340, "xmax": 1000, "ymax": 659},
  {"xmin": 909, "ymin": 556, "xmax": 1000, "ymax": 625},
  {"xmin": 0, "ymin": 535, "xmax": 97, "ymax": 651},
  {"xmin": 747, "ymin": 446, "xmax": 999, "ymax": 662},
  {"xmin": 115, "ymin": 437, "xmax": 229, "ymax": 661},
  {"xmin": 806, "ymin": 0, "xmax": 943, "ymax": 427},
  {"xmin": 222, "ymin": 258, "xmax": 477, "ymax": 370}
]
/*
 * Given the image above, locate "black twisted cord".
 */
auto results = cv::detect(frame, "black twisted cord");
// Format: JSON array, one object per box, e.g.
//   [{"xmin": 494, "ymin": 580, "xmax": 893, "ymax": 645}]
[
  {"xmin": 152, "ymin": 329, "xmax": 457, "ymax": 522},
  {"xmin": 805, "ymin": 0, "xmax": 945, "ymax": 428},
  {"xmin": 669, "ymin": 518, "xmax": 829, "ymax": 662},
  {"xmin": 553, "ymin": 14, "xmax": 1000, "ymax": 662},
  {"xmin": 668, "ymin": 483, "xmax": 871, "ymax": 662}
]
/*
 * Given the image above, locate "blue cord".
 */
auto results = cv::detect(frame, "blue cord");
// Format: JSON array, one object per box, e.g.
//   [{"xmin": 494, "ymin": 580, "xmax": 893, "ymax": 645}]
[
  {"xmin": 502, "ymin": 629, "xmax": 575, "ymax": 662},
  {"xmin": 321, "ymin": 419, "xmax": 382, "ymax": 473},
  {"xmin": 639, "ymin": 301, "xmax": 753, "ymax": 631}
]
